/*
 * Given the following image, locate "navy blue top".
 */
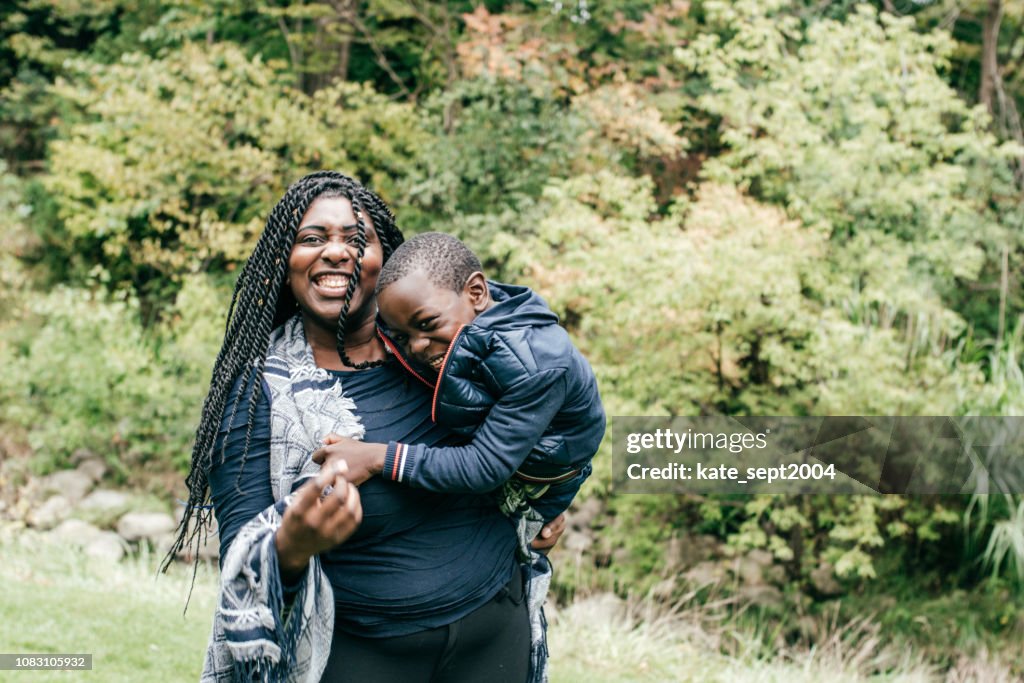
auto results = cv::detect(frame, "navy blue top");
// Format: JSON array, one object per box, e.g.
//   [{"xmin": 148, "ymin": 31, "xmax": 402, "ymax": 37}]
[{"xmin": 208, "ymin": 360, "xmax": 517, "ymax": 637}]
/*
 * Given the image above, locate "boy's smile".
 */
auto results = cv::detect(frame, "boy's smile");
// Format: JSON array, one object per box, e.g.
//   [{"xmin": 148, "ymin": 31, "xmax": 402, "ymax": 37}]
[{"xmin": 378, "ymin": 269, "xmax": 491, "ymax": 375}]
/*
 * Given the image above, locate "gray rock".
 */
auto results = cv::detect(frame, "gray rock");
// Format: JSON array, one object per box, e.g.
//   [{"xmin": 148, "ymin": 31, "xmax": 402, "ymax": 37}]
[
  {"xmin": 696, "ymin": 534, "xmax": 725, "ymax": 559},
  {"xmin": 40, "ymin": 469, "xmax": 94, "ymax": 505},
  {"xmin": 738, "ymin": 584, "xmax": 784, "ymax": 609},
  {"xmin": 27, "ymin": 495, "xmax": 71, "ymax": 530},
  {"xmin": 763, "ymin": 564, "xmax": 788, "ymax": 586},
  {"xmin": 84, "ymin": 532, "xmax": 126, "ymax": 562},
  {"xmin": 75, "ymin": 458, "xmax": 107, "ymax": 483},
  {"xmin": 164, "ymin": 521, "xmax": 220, "ymax": 562},
  {"xmin": 810, "ymin": 562, "xmax": 843, "ymax": 597},
  {"xmin": 15, "ymin": 478, "xmax": 44, "ymax": 510},
  {"xmin": 733, "ymin": 556, "xmax": 765, "ymax": 586},
  {"xmin": 79, "ymin": 489, "xmax": 131, "ymax": 514},
  {"xmin": 747, "ymin": 549, "xmax": 774, "ymax": 566},
  {"xmin": 117, "ymin": 511, "xmax": 176, "ymax": 542},
  {"xmin": 568, "ymin": 497, "xmax": 602, "ymax": 530},
  {"xmin": 683, "ymin": 560, "xmax": 726, "ymax": 586},
  {"xmin": 663, "ymin": 534, "xmax": 688, "ymax": 571},
  {"xmin": 666, "ymin": 533, "xmax": 727, "ymax": 572},
  {"xmin": 70, "ymin": 448, "xmax": 97, "ymax": 464},
  {"xmin": 562, "ymin": 529, "xmax": 594, "ymax": 554},
  {"xmin": 650, "ymin": 578, "xmax": 677, "ymax": 601},
  {"xmin": 50, "ymin": 519, "xmax": 102, "ymax": 547}
]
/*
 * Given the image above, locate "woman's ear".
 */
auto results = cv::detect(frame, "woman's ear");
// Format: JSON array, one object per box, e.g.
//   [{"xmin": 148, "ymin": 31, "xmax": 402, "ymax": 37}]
[{"xmin": 464, "ymin": 271, "xmax": 491, "ymax": 313}]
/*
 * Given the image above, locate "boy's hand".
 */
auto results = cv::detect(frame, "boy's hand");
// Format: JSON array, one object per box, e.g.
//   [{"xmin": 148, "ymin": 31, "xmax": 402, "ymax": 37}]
[
  {"xmin": 531, "ymin": 513, "xmax": 566, "ymax": 553},
  {"xmin": 312, "ymin": 434, "xmax": 386, "ymax": 486}
]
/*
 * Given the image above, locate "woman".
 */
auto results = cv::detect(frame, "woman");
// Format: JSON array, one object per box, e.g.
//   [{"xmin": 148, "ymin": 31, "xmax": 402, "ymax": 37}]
[{"xmin": 165, "ymin": 171, "xmax": 563, "ymax": 682}]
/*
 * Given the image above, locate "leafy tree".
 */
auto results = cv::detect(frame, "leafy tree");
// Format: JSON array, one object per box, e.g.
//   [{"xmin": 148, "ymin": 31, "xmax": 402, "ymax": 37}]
[
  {"xmin": 38, "ymin": 42, "xmax": 423, "ymax": 311},
  {"xmin": 681, "ymin": 1, "xmax": 1023, "ymax": 349}
]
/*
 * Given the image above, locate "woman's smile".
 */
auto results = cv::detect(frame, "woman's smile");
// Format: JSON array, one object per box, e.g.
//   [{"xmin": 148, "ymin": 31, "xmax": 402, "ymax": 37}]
[{"xmin": 310, "ymin": 270, "xmax": 351, "ymax": 297}]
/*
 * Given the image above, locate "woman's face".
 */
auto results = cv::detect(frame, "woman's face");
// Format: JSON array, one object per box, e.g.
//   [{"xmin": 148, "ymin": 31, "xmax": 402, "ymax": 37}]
[{"xmin": 288, "ymin": 195, "xmax": 383, "ymax": 333}]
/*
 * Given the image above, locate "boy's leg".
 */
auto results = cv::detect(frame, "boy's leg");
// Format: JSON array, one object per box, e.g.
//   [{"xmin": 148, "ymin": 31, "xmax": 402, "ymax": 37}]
[{"xmin": 526, "ymin": 464, "xmax": 592, "ymax": 523}]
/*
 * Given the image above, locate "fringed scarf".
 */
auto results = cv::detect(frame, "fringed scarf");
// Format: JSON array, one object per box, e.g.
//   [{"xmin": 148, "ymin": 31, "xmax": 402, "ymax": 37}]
[{"xmin": 201, "ymin": 315, "xmax": 364, "ymax": 682}]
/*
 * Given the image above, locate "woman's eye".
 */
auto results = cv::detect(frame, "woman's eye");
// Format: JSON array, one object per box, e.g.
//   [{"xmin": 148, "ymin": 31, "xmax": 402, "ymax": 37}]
[{"xmin": 299, "ymin": 234, "xmax": 323, "ymax": 244}]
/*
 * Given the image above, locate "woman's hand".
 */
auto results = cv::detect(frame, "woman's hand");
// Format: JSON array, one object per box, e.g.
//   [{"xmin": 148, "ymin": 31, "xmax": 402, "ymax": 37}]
[
  {"xmin": 275, "ymin": 461, "xmax": 363, "ymax": 581},
  {"xmin": 530, "ymin": 513, "xmax": 566, "ymax": 553},
  {"xmin": 312, "ymin": 434, "xmax": 386, "ymax": 485}
]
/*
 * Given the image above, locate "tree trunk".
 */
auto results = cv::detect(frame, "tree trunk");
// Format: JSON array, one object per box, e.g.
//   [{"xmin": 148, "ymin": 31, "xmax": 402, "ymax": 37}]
[
  {"xmin": 331, "ymin": 0, "xmax": 355, "ymax": 83},
  {"xmin": 980, "ymin": 0, "xmax": 1003, "ymax": 116}
]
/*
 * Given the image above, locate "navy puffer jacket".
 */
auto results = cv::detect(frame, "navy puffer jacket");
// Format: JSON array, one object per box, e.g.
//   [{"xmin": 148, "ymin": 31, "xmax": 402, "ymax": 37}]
[{"xmin": 379, "ymin": 281, "xmax": 606, "ymax": 491}]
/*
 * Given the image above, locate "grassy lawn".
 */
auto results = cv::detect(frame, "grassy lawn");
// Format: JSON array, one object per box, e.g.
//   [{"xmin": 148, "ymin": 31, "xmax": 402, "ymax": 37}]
[
  {"xmin": 0, "ymin": 531, "xmax": 217, "ymax": 682},
  {"xmin": 0, "ymin": 527, "xmax": 1017, "ymax": 682}
]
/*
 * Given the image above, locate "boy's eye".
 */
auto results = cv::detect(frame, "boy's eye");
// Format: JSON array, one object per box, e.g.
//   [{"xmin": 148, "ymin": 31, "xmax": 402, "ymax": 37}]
[{"xmin": 417, "ymin": 318, "xmax": 436, "ymax": 331}]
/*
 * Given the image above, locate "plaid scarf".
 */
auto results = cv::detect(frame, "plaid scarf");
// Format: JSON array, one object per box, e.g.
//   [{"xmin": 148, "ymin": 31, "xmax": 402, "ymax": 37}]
[{"xmin": 201, "ymin": 315, "xmax": 363, "ymax": 682}]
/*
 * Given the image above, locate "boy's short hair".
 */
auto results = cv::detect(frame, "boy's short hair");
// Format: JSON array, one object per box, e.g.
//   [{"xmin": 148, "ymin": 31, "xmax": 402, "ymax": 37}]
[{"xmin": 376, "ymin": 232, "xmax": 484, "ymax": 294}]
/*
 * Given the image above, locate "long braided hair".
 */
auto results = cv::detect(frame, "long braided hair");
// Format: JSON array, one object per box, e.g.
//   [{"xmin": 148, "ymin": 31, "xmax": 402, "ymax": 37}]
[{"xmin": 162, "ymin": 171, "xmax": 404, "ymax": 577}]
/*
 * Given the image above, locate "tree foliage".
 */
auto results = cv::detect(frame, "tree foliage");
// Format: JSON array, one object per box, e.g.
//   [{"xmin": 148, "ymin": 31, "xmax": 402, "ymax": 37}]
[
  {"xmin": 3, "ymin": 0, "xmax": 1024, "ymax": 590},
  {"xmin": 40, "ymin": 43, "xmax": 421, "ymax": 305}
]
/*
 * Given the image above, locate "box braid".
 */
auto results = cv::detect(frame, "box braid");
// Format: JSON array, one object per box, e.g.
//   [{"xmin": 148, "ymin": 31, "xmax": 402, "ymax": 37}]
[{"xmin": 162, "ymin": 171, "xmax": 403, "ymax": 584}]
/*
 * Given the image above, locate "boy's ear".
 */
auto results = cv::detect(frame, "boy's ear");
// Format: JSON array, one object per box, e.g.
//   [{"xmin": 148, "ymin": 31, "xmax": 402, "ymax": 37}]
[{"xmin": 463, "ymin": 271, "xmax": 491, "ymax": 313}]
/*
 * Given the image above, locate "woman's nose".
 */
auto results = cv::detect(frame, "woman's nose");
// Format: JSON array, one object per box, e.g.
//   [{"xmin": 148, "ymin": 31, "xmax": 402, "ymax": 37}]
[{"xmin": 321, "ymin": 238, "xmax": 351, "ymax": 263}]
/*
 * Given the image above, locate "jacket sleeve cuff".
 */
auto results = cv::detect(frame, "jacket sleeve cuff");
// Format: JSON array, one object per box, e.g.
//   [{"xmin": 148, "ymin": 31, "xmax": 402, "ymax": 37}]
[{"xmin": 383, "ymin": 441, "xmax": 420, "ymax": 483}]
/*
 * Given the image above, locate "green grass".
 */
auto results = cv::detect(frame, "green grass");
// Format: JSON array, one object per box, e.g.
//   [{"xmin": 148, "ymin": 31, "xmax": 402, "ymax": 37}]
[
  {"xmin": 1, "ymin": 527, "xmax": 1019, "ymax": 682},
  {"xmin": 0, "ymin": 528, "xmax": 217, "ymax": 682}
]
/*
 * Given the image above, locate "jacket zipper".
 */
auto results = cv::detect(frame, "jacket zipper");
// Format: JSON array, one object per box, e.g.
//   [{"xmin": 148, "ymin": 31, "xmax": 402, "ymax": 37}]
[
  {"xmin": 430, "ymin": 324, "xmax": 467, "ymax": 424},
  {"xmin": 377, "ymin": 330, "xmax": 434, "ymax": 389}
]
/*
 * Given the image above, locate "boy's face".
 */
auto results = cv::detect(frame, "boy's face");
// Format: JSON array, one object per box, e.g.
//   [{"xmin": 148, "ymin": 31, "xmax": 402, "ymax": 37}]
[{"xmin": 378, "ymin": 269, "xmax": 490, "ymax": 376}]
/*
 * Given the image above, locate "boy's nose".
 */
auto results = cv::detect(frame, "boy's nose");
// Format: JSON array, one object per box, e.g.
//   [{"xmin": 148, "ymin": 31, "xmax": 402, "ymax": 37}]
[{"xmin": 410, "ymin": 336, "xmax": 430, "ymax": 356}]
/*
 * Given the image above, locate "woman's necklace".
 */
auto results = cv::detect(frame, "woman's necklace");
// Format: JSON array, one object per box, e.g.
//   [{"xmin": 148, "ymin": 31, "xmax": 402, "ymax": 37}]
[{"xmin": 340, "ymin": 353, "xmax": 387, "ymax": 370}]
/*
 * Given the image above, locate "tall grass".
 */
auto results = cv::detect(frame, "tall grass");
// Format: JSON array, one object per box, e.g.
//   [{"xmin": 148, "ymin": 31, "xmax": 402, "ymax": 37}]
[
  {"xmin": 549, "ymin": 591, "xmax": 936, "ymax": 683},
  {"xmin": 959, "ymin": 319, "xmax": 1024, "ymax": 588},
  {"xmin": 0, "ymin": 527, "xmax": 1017, "ymax": 682}
]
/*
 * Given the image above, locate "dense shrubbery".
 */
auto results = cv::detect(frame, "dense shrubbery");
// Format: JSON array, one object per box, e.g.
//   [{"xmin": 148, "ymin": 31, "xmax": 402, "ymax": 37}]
[{"xmin": 2, "ymin": 0, "xmax": 1024, "ymax": 595}]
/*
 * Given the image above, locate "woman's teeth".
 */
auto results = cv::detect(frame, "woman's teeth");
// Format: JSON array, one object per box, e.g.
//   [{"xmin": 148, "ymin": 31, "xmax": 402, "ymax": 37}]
[{"xmin": 314, "ymin": 274, "xmax": 349, "ymax": 291}]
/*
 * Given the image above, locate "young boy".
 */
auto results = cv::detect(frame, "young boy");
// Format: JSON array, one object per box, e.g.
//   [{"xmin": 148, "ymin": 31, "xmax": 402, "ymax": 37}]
[{"xmin": 325, "ymin": 231, "xmax": 605, "ymax": 542}]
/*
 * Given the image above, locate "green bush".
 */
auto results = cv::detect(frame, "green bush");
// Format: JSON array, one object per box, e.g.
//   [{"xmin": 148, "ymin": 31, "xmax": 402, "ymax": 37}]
[{"xmin": 0, "ymin": 282, "xmax": 222, "ymax": 476}]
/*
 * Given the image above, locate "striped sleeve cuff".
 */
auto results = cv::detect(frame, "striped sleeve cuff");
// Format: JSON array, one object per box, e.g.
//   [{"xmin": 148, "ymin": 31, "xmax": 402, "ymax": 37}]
[{"xmin": 383, "ymin": 441, "xmax": 416, "ymax": 483}]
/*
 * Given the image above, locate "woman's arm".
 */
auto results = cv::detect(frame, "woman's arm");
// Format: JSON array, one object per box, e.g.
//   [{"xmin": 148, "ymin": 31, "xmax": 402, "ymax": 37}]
[{"xmin": 208, "ymin": 374, "xmax": 276, "ymax": 564}]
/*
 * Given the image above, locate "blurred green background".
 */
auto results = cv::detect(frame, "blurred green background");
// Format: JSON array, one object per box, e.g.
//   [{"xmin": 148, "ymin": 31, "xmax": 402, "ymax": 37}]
[{"xmin": 1, "ymin": 0, "xmax": 1023, "ymax": 678}]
